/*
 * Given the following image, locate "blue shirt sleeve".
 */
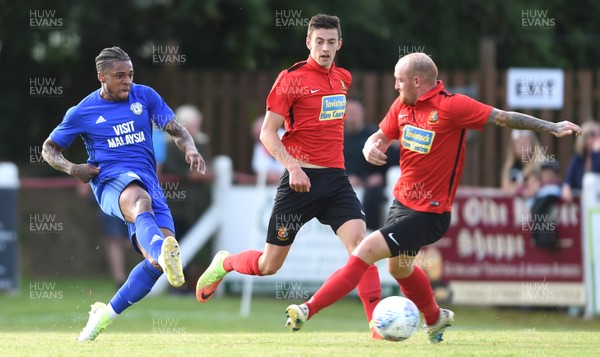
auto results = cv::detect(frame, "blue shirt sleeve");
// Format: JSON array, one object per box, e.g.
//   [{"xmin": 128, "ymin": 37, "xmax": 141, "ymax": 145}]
[
  {"xmin": 144, "ymin": 86, "xmax": 175, "ymax": 129},
  {"xmin": 49, "ymin": 106, "xmax": 82, "ymax": 149}
]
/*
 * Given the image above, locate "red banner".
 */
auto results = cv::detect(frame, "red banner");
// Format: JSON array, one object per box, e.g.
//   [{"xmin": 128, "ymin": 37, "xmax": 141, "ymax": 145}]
[{"xmin": 419, "ymin": 188, "xmax": 584, "ymax": 306}]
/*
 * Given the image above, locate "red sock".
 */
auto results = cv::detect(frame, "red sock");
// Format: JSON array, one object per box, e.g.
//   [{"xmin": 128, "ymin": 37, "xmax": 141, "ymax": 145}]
[
  {"xmin": 357, "ymin": 265, "xmax": 381, "ymax": 323},
  {"xmin": 396, "ymin": 265, "xmax": 439, "ymax": 325},
  {"xmin": 306, "ymin": 255, "xmax": 370, "ymax": 319},
  {"xmin": 223, "ymin": 250, "xmax": 263, "ymax": 276}
]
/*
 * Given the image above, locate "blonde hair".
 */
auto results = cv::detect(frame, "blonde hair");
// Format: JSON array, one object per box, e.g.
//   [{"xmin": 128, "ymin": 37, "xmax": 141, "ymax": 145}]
[
  {"xmin": 574, "ymin": 120, "xmax": 600, "ymax": 157},
  {"xmin": 501, "ymin": 130, "xmax": 544, "ymax": 184},
  {"xmin": 173, "ymin": 104, "xmax": 209, "ymax": 144}
]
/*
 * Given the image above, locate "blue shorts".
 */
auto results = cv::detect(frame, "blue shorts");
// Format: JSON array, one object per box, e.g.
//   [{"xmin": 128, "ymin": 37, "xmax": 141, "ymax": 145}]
[{"xmin": 92, "ymin": 171, "xmax": 175, "ymax": 253}]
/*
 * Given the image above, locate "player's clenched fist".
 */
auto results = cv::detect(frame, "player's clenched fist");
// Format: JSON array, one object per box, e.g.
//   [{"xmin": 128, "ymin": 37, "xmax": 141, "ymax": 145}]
[
  {"xmin": 363, "ymin": 139, "xmax": 387, "ymax": 166},
  {"xmin": 288, "ymin": 166, "xmax": 311, "ymax": 192}
]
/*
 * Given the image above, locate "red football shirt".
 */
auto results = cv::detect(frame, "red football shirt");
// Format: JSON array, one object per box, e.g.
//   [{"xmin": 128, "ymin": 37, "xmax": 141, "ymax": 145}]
[
  {"xmin": 379, "ymin": 81, "xmax": 493, "ymax": 213},
  {"xmin": 266, "ymin": 56, "xmax": 351, "ymax": 169}
]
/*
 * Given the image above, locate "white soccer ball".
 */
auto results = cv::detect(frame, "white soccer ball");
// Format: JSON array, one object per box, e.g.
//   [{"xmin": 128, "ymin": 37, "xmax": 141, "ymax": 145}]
[{"xmin": 372, "ymin": 296, "xmax": 420, "ymax": 341}]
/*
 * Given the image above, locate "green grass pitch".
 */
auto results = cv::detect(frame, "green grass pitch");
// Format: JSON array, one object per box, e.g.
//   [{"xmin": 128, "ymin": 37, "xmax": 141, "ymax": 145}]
[{"xmin": 1, "ymin": 279, "xmax": 600, "ymax": 356}]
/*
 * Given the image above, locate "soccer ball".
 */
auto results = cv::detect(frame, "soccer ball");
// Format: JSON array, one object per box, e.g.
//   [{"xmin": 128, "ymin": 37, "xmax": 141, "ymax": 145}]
[{"xmin": 372, "ymin": 296, "xmax": 420, "ymax": 341}]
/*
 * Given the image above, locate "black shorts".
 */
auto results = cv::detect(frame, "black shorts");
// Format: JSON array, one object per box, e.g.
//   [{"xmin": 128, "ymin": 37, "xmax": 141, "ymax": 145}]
[
  {"xmin": 266, "ymin": 168, "xmax": 365, "ymax": 246},
  {"xmin": 379, "ymin": 200, "xmax": 451, "ymax": 257}
]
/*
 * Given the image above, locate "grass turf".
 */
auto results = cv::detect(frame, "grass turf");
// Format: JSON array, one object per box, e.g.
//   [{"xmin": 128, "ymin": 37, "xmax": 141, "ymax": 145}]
[{"xmin": 1, "ymin": 279, "xmax": 600, "ymax": 356}]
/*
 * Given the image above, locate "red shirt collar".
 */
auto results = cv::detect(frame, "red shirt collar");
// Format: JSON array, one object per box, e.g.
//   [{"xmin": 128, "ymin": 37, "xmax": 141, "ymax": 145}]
[
  {"xmin": 306, "ymin": 55, "xmax": 335, "ymax": 74},
  {"xmin": 415, "ymin": 80, "xmax": 445, "ymax": 104},
  {"xmin": 415, "ymin": 80, "xmax": 444, "ymax": 105}
]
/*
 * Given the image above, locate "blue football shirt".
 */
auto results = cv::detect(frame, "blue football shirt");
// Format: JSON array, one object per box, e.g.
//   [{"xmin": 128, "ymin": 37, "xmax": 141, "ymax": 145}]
[{"xmin": 50, "ymin": 83, "xmax": 175, "ymax": 190}]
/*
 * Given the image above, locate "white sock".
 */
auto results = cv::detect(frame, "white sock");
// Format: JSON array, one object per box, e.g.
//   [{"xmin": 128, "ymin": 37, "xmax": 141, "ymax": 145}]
[
  {"xmin": 300, "ymin": 304, "xmax": 309, "ymax": 316},
  {"xmin": 108, "ymin": 303, "xmax": 119, "ymax": 320},
  {"xmin": 157, "ymin": 252, "xmax": 165, "ymax": 270}
]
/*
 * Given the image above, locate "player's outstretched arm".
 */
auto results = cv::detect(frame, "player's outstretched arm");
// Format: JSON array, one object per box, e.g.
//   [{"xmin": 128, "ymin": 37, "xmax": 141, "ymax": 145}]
[
  {"xmin": 42, "ymin": 138, "xmax": 100, "ymax": 183},
  {"xmin": 163, "ymin": 119, "xmax": 206, "ymax": 173},
  {"xmin": 362, "ymin": 129, "xmax": 393, "ymax": 166},
  {"xmin": 486, "ymin": 108, "xmax": 582, "ymax": 137}
]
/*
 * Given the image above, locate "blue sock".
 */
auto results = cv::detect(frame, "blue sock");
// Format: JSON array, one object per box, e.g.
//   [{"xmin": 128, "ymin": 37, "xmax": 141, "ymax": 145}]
[
  {"xmin": 109, "ymin": 259, "xmax": 161, "ymax": 314},
  {"xmin": 134, "ymin": 212, "xmax": 164, "ymax": 261}
]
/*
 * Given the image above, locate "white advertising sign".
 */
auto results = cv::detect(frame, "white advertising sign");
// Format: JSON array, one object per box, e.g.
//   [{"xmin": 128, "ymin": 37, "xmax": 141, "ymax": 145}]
[{"xmin": 506, "ymin": 68, "xmax": 564, "ymax": 109}]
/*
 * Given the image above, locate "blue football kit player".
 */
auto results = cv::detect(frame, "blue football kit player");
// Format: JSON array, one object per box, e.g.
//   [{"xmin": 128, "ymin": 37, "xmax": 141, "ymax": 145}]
[{"xmin": 42, "ymin": 47, "xmax": 206, "ymax": 341}]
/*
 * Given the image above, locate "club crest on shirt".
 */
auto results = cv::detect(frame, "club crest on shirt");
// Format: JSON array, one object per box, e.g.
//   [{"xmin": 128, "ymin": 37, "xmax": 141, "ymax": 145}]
[
  {"xmin": 340, "ymin": 80, "xmax": 347, "ymax": 93},
  {"xmin": 130, "ymin": 102, "xmax": 143, "ymax": 115},
  {"xmin": 276, "ymin": 225, "xmax": 289, "ymax": 241},
  {"xmin": 428, "ymin": 110, "xmax": 439, "ymax": 124}
]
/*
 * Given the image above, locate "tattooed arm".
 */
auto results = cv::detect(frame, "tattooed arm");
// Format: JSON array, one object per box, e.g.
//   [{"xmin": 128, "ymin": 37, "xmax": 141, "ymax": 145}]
[
  {"xmin": 163, "ymin": 119, "xmax": 206, "ymax": 173},
  {"xmin": 42, "ymin": 138, "xmax": 100, "ymax": 183},
  {"xmin": 486, "ymin": 108, "xmax": 582, "ymax": 137}
]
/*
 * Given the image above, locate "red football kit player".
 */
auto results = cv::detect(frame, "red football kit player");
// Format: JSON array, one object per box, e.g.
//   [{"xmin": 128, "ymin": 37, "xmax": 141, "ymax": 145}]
[
  {"xmin": 285, "ymin": 53, "xmax": 582, "ymax": 343},
  {"xmin": 381, "ymin": 80, "xmax": 492, "ymax": 213},
  {"xmin": 267, "ymin": 55, "xmax": 350, "ymax": 169},
  {"xmin": 196, "ymin": 14, "xmax": 382, "ymax": 339}
]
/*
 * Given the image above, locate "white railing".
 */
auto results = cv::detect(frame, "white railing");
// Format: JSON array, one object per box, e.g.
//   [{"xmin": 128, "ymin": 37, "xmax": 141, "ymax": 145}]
[{"xmin": 582, "ymin": 173, "xmax": 600, "ymax": 318}]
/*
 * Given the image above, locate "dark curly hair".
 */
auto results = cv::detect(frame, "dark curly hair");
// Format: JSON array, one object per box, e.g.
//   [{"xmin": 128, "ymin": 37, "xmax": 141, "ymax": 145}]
[{"xmin": 95, "ymin": 46, "xmax": 131, "ymax": 73}]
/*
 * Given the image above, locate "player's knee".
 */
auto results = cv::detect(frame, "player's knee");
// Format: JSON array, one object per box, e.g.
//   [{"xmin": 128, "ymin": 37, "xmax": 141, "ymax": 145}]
[
  {"xmin": 133, "ymin": 195, "xmax": 152, "ymax": 213},
  {"xmin": 340, "ymin": 230, "xmax": 368, "ymax": 255},
  {"xmin": 388, "ymin": 265, "xmax": 413, "ymax": 279},
  {"xmin": 387, "ymin": 258, "xmax": 414, "ymax": 279},
  {"xmin": 351, "ymin": 232, "xmax": 367, "ymax": 247},
  {"xmin": 353, "ymin": 231, "xmax": 390, "ymax": 261},
  {"xmin": 353, "ymin": 241, "xmax": 370, "ymax": 257},
  {"xmin": 120, "ymin": 184, "xmax": 153, "ymax": 220}
]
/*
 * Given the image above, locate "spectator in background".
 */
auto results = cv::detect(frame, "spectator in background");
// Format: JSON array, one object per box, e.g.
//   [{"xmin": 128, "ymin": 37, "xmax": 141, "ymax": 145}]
[
  {"xmin": 168, "ymin": 104, "xmax": 211, "ymax": 157},
  {"xmin": 162, "ymin": 104, "xmax": 213, "ymax": 293},
  {"xmin": 251, "ymin": 115, "xmax": 285, "ymax": 184},
  {"xmin": 344, "ymin": 99, "xmax": 386, "ymax": 230},
  {"xmin": 536, "ymin": 161, "xmax": 563, "ymax": 199},
  {"xmin": 562, "ymin": 120, "xmax": 600, "ymax": 202},
  {"xmin": 163, "ymin": 104, "xmax": 212, "ymax": 234},
  {"xmin": 76, "ymin": 182, "xmax": 130, "ymax": 290},
  {"xmin": 521, "ymin": 160, "xmax": 562, "ymax": 205},
  {"xmin": 98, "ymin": 211, "xmax": 131, "ymax": 288},
  {"xmin": 501, "ymin": 129, "xmax": 543, "ymax": 193},
  {"xmin": 523, "ymin": 160, "xmax": 563, "ymax": 249}
]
